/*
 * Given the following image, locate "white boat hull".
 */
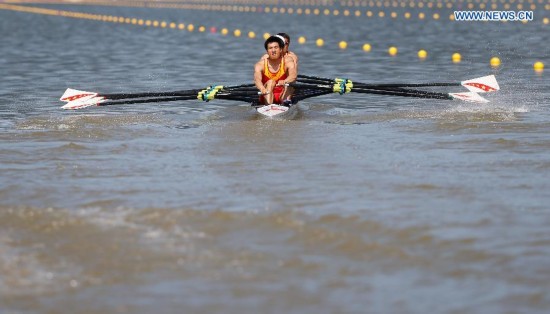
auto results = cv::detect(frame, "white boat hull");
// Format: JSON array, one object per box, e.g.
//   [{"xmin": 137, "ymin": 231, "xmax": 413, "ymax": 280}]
[{"xmin": 256, "ymin": 104, "xmax": 296, "ymax": 118}]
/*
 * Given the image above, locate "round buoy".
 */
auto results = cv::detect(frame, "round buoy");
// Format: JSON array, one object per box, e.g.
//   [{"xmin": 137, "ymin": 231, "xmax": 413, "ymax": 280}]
[
  {"xmin": 363, "ymin": 43, "xmax": 371, "ymax": 52},
  {"xmin": 418, "ymin": 49, "xmax": 427, "ymax": 59},
  {"xmin": 490, "ymin": 57, "xmax": 501, "ymax": 67},
  {"xmin": 298, "ymin": 36, "xmax": 306, "ymax": 44},
  {"xmin": 388, "ymin": 46, "xmax": 398, "ymax": 56},
  {"xmin": 339, "ymin": 41, "xmax": 347, "ymax": 49},
  {"xmin": 452, "ymin": 52, "xmax": 461, "ymax": 63},
  {"xmin": 316, "ymin": 38, "xmax": 324, "ymax": 47},
  {"xmin": 534, "ymin": 61, "xmax": 544, "ymax": 72}
]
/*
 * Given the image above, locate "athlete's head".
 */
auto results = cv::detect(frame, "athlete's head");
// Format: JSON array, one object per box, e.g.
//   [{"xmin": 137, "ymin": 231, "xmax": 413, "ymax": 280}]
[
  {"xmin": 277, "ymin": 33, "xmax": 290, "ymax": 46},
  {"xmin": 276, "ymin": 33, "xmax": 290, "ymax": 53},
  {"xmin": 264, "ymin": 35, "xmax": 285, "ymax": 51}
]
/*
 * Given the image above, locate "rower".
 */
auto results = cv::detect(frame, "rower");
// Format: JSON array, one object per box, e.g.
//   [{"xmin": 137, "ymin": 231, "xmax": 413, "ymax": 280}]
[
  {"xmin": 254, "ymin": 36, "xmax": 297, "ymax": 105},
  {"xmin": 261, "ymin": 33, "xmax": 298, "ymax": 68}
]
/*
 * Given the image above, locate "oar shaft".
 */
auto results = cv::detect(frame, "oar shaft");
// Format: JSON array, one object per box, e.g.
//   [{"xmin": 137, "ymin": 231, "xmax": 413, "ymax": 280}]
[
  {"xmin": 297, "ymin": 74, "xmax": 461, "ymax": 89},
  {"xmin": 99, "ymin": 96, "xmax": 198, "ymax": 106},
  {"xmin": 354, "ymin": 82, "xmax": 460, "ymax": 88},
  {"xmin": 291, "ymin": 83, "xmax": 453, "ymax": 100},
  {"xmin": 101, "ymin": 90, "xmax": 201, "ymax": 100},
  {"xmin": 100, "ymin": 83, "xmax": 257, "ymax": 101},
  {"xmin": 351, "ymin": 88, "xmax": 452, "ymax": 100}
]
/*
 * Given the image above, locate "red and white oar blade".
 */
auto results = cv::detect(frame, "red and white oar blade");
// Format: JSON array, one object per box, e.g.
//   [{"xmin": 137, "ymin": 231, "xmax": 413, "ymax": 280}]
[
  {"xmin": 60, "ymin": 88, "xmax": 98, "ymax": 102},
  {"xmin": 461, "ymin": 75, "xmax": 499, "ymax": 93},
  {"xmin": 61, "ymin": 96, "xmax": 106, "ymax": 110},
  {"xmin": 60, "ymin": 88, "xmax": 105, "ymax": 109},
  {"xmin": 449, "ymin": 92, "xmax": 489, "ymax": 103}
]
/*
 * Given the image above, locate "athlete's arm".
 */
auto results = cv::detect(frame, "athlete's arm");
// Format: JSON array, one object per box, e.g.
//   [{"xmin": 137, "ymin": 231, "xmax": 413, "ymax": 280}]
[
  {"xmin": 280, "ymin": 55, "xmax": 297, "ymax": 85},
  {"xmin": 289, "ymin": 51, "xmax": 298, "ymax": 65},
  {"xmin": 254, "ymin": 61, "xmax": 267, "ymax": 94}
]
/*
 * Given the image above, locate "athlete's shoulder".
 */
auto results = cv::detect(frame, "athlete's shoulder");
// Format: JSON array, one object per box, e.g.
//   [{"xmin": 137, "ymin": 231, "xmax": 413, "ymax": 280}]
[
  {"xmin": 254, "ymin": 59, "xmax": 264, "ymax": 70},
  {"xmin": 288, "ymin": 51, "xmax": 298, "ymax": 62},
  {"xmin": 283, "ymin": 54, "xmax": 296, "ymax": 67}
]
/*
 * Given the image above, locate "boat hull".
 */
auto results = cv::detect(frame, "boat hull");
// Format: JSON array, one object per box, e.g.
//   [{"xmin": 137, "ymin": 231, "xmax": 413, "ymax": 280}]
[{"xmin": 255, "ymin": 104, "xmax": 297, "ymax": 118}]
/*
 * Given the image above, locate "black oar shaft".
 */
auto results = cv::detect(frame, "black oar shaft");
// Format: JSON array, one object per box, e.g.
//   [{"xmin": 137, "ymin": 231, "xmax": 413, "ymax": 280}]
[
  {"xmin": 100, "ymin": 83, "xmax": 257, "ymax": 101},
  {"xmin": 353, "ymin": 82, "xmax": 460, "ymax": 88},
  {"xmin": 290, "ymin": 83, "xmax": 453, "ymax": 100},
  {"xmin": 99, "ymin": 96, "xmax": 198, "ymax": 106},
  {"xmin": 102, "ymin": 90, "xmax": 201, "ymax": 100},
  {"xmin": 350, "ymin": 88, "xmax": 452, "ymax": 99},
  {"xmin": 297, "ymin": 74, "xmax": 461, "ymax": 89}
]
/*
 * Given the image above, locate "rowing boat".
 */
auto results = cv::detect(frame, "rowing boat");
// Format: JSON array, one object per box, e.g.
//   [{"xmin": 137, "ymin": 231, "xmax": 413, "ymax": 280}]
[
  {"xmin": 254, "ymin": 100, "xmax": 300, "ymax": 118},
  {"xmin": 60, "ymin": 74, "xmax": 500, "ymax": 118}
]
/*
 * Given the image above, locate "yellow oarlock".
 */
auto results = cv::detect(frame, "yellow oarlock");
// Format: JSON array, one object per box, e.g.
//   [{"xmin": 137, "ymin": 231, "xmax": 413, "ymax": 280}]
[
  {"xmin": 333, "ymin": 78, "xmax": 353, "ymax": 94},
  {"xmin": 197, "ymin": 85, "xmax": 224, "ymax": 101}
]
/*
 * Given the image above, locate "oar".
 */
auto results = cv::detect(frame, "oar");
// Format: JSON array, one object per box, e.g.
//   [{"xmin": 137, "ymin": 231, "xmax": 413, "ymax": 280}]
[
  {"xmin": 60, "ymin": 84, "xmax": 259, "ymax": 109},
  {"xmin": 297, "ymin": 74, "xmax": 500, "ymax": 93},
  {"xmin": 83, "ymin": 83, "xmax": 257, "ymax": 100},
  {"xmin": 289, "ymin": 83, "xmax": 490, "ymax": 103},
  {"xmin": 97, "ymin": 93, "xmax": 261, "ymax": 107}
]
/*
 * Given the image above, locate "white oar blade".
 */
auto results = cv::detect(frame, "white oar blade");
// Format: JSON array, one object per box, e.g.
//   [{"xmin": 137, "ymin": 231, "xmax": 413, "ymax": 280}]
[
  {"xmin": 61, "ymin": 96, "xmax": 105, "ymax": 110},
  {"xmin": 449, "ymin": 92, "xmax": 489, "ymax": 103},
  {"xmin": 461, "ymin": 75, "xmax": 499, "ymax": 93},
  {"xmin": 60, "ymin": 88, "xmax": 98, "ymax": 102}
]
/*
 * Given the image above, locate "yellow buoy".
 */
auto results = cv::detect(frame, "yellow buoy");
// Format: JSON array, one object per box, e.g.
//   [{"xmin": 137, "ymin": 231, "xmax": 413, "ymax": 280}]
[
  {"xmin": 362, "ymin": 43, "xmax": 371, "ymax": 52},
  {"xmin": 339, "ymin": 41, "xmax": 347, "ymax": 49},
  {"xmin": 388, "ymin": 46, "xmax": 398, "ymax": 56},
  {"xmin": 198, "ymin": 26, "xmax": 205, "ymax": 32},
  {"xmin": 316, "ymin": 38, "xmax": 324, "ymax": 47},
  {"xmin": 418, "ymin": 49, "xmax": 427, "ymax": 59},
  {"xmin": 187, "ymin": 24, "xmax": 194, "ymax": 32},
  {"xmin": 534, "ymin": 61, "xmax": 544, "ymax": 72},
  {"xmin": 234, "ymin": 29, "xmax": 241, "ymax": 37},
  {"xmin": 248, "ymin": 31, "xmax": 256, "ymax": 39},
  {"xmin": 263, "ymin": 33, "xmax": 270, "ymax": 40},
  {"xmin": 490, "ymin": 56, "xmax": 501, "ymax": 67},
  {"xmin": 221, "ymin": 28, "xmax": 229, "ymax": 35},
  {"xmin": 298, "ymin": 36, "xmax": 306, "ymax": 44},
  {"xmin": 452, "ymin": 52, "xmax": 461, "ymax": 63}
]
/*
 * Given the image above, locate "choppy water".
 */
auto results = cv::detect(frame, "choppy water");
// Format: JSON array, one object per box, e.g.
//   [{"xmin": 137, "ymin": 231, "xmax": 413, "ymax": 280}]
[{"xmin": 1, "ymin": 2, "xmax": 550, "ymax": 313}]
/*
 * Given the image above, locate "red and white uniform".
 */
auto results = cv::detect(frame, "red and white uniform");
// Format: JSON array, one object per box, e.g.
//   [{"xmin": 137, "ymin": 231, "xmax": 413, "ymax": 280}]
[{"xmin": 261, "ymin": 58, "xmax": 288, "ymax": 104}]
